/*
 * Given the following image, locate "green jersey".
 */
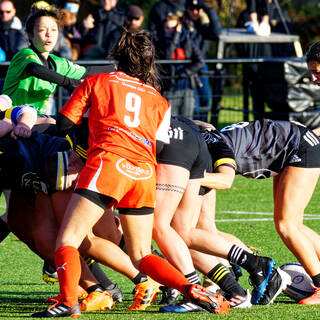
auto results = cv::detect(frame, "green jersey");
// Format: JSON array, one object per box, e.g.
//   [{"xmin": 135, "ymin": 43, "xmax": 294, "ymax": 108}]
[{"xmin": 2, "ymin": 47, "xmax": 86, "ymax": 114}]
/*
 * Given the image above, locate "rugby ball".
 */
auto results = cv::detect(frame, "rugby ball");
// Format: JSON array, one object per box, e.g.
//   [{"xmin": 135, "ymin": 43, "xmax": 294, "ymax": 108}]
[{"xmin": 279, "ymin": 263, "xmax": 314, "ymax": 301}]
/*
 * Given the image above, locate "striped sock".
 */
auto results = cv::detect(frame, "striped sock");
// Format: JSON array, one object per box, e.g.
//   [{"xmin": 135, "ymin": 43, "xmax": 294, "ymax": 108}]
[
  {"xmin": 185, "ymin": 271, "xmax": 201, "ymax": 285},
  {"xmin": 207, "ymin": 263, "xmax": 246, "ymax": 298},
  {"xmin": 227, "ymin": 245, "xmax": 257, "ymax": 272}
]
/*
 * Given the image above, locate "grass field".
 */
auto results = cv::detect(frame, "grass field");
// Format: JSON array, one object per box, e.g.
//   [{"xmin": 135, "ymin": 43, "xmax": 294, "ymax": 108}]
[{"xmin": 1, "ymin": 176, "xmax": 320, "ymax": 319}]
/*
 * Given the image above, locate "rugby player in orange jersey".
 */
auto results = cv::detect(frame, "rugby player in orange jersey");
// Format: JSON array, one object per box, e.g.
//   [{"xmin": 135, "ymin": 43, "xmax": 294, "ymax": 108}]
[{"xmin": 32, "ymin": 30, "xmax": 229, "ymax": 318}]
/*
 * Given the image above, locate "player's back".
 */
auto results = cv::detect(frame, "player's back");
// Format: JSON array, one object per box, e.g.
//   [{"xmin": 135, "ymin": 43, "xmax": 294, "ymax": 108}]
[{"xmin": 87, "ymin": 71, "xmax": 170, "ymax": 163}]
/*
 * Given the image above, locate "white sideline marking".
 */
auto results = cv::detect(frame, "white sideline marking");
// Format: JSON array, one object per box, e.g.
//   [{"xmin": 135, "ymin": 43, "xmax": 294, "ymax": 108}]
[
  {"xmin": 216, "ymin": 210, "xmax": 320, "ymax": 216},
  {"xmin": 217, "ymin": 217, "xmax": 320, "ymax": 222},
  {"xmin": 216, "ymin": 210, "xmax": 320, "ymax": 222}
]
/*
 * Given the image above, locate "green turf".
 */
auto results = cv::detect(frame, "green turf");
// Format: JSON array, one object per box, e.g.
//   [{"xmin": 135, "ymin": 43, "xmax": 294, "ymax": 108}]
[{"xmin": 1, "ymin": 177, "xmax": 320, "ymax": 319}]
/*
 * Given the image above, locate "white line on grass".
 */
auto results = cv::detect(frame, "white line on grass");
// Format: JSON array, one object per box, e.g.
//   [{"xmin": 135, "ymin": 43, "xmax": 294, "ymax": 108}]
[
  {"xmin": 217, "ymin": 210, "xmax": 320, "ymax": 216},
  {"xmin": 216, "ymin": 211, "xmax": 320, "ymax": 222},
  {"xmin": 217, "ymin": 217, "xmax": 320, "ymax": 222}
]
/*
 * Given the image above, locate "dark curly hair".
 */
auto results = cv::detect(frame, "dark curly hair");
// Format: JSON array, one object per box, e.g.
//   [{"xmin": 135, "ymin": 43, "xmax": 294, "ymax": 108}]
[
  {"xmin": 306, "ymin": 41, "xmax": 320, "ymax": 63},
  {"xmin": 110, "ymin": 29, "xmax": 161, "ymax": 91},
  {"xmin": 25, "ymin": 5, "xmax": 62, "ymax": 36}
]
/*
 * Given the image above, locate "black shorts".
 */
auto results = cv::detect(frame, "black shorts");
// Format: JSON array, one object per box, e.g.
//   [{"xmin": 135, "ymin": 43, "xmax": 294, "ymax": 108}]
[
  {"xmin": 288, "ymin": 126, "xmax": 320, "ymax": 168},
  {"xmin": 157, "ymin": 117, "xmax": 211, "ymax": 179},
  {"xmin": 75, "ymin": 188, "xmax": 153, "ymax": 215}
]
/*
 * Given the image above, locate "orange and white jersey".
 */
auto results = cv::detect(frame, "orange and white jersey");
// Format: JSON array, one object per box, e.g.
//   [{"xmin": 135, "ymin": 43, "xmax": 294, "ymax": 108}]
[{"xmin": 60, "ymin": 71, "xmax": 171, "ymax": 165}]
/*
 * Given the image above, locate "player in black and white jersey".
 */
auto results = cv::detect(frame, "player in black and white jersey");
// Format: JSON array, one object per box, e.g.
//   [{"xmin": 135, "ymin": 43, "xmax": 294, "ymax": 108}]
[
  {"xmin": 154, "ymin": 116, "xmax": 286, "ymax": 312},
  {"xmin": 200, "ymin": 118, "xmax": 320, "ymax": 305}
]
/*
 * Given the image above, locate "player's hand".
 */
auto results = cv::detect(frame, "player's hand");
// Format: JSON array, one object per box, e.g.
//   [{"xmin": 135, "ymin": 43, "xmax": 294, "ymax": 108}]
[
  {"xmin": 313, "ymin": 126, "xmax": 320, "ymax": 136},
  {"xmin": 11, "ymin": 123, "xmax": 32, "ymax": 139},
  {"xmin": 193, "ymin": 119, "xmax": 216, "ymax": 130}
]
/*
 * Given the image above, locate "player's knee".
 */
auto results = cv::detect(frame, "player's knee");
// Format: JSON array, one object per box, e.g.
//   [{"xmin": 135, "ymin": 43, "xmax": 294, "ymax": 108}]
[
  {"xmin": 152, "ymin": 222, "xmax": 169, "ymax": 241},
  {"xmin": 174, "ymin": 227, "xmax": 192, "ymax": 247},
  {"xmin": 275, "ymin": 219, "xmax": 298, "ymax": 239}
]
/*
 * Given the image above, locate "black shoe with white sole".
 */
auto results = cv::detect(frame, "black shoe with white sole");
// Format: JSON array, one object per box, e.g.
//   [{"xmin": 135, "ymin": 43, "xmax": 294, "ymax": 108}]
[
  {"xmin": 31, "ymin": 303, "xmax": 81, "ymax": 318},
  {"xmin": 257, "ymin": 268, "xmax": 291, "ymax": 305}
]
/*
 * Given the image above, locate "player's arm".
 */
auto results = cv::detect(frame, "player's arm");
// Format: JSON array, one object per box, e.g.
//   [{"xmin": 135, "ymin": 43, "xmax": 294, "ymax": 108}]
[
  {"xmin": 57, "ymin": 78, "xmax": 92, "ymax": 135},
  {"xmin": 201, "ymin": 138, "xmax": 237, "ymax": 190},
  {"xmin": 26, "ymin": 62, "xmax": 81, "ymax": 92},
  {"xmin": 313, "ymin": 126, "xmax": 320, "ymax": 136},
  {"xmin": 0, "ymin": 119, "xmax": 13, "ymax": 137},
  {"xmin": 201, "ymin": 163, "xmax": 236, "ymax": 190},
  {"xmin": 4, "ymin": 105, "xmax": 37, "ymax": 139},
  {"xmin": 83, "ymin": 65, "xmax": 115, "ymax": 77},
  {"xmin": 193, "ymin": 119, "xmax": 216, "ymax": 130}
]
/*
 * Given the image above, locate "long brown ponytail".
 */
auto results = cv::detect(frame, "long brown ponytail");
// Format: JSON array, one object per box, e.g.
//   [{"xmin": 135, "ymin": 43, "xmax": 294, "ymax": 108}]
[{"xmin": 111, "ymin": 29, "xmax": 161, "ymax": 91}]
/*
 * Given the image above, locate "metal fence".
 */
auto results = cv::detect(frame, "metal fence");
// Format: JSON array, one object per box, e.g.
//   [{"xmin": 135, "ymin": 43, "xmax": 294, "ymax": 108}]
[{"xmin": 1, "ymin": 57, "xmax": 316, "ymax": 128}]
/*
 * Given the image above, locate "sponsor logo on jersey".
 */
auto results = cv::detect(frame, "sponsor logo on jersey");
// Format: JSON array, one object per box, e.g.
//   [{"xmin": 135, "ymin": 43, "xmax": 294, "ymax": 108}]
[
  {"xmin": 116, "ymin": 158, "xmax": 153, "ymax": 180},
  {"xmin": 108, "ymin": 126, "xmax": 151, "ymax": 148},
  {"xmin": 289, "ymin": 154, "xmax": 302, "ymax": 164}
]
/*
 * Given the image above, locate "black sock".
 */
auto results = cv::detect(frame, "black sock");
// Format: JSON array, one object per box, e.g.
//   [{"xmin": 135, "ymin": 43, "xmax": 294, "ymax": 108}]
[
  {"xmin": 0, "ymin": 218, "xmax": 10, "ymax": 243},
  {"xmin": 185, "ymin": 271, "xmax": 200, "ymax": 285},
  {"xmin": 227, "ymin": 245, "xmax": 258, "ymax": 273},
  {"xmin": 132, "ymin": 272, "xmax": 148, "ymax": 284},
  {"xmin": 118, "ymin": 235, "xmax": 127, "ymax": 253},
  {"xmin": 43, "ymin": 261, "xmax": 56, "ymax": 274},
  {"xmin": 207, "ymin": 263, "xmax": 246, "ymax": 299},
  {"xmin": 312, "ymin": 273, "xmax": 320, "ymax": 287},
  {"xmin": 86, "ymin": 284, "xmax": 104, "ymax": 294},
  {"xmin": 89, "ymin": 262, "xmax": 114, "ymax": 289}
]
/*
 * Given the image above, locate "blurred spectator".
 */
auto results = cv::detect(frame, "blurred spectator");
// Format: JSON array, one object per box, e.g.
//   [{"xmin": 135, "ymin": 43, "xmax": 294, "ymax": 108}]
[
  {"xmin": 60, "ymin": 2, "xmax": 81, "ymax": 60},
  {"xmin": 82, "ymin": 0, "xmax": 125, "ymax": 50},
  {"xmin": 148, "ymin": 0, "xmax": 186, "ymax": 42},
  {"xmin": 0, "ymin": 46, "xmax": 5, "ymax": 62},
  {"xmin": 155, "ymin": 14, "xmax": 204, "ymax": 119},
  {"xmin": 236, "ymin": 0, "xmax": 295, "ymax": 119},
  {"xmin": 0, "ymin": 0, "xmax": 28, "ymax": 61},
  {"xmin": 183, "ymin": 0, "xmax": 222, "ymax": 121},
  {"xmin": 104, "ymin": 5, "xmax": 144, "ymax": 56},
  {"xmin": 63, "ymin": 0, "xmax": 80, "ymax": 14},
  {"xmin": 244, "ymin": 0, "xmax": 271, "ymax": 36}
]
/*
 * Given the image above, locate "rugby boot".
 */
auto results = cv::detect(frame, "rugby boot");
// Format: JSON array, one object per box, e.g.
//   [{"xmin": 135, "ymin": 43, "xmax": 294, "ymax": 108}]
[
  {"xmin": 105, "ymin": 283, "xmax": 123, "ymax": 302},
  {"xmin": 160, "ymin": 297, "xmax": 208, "ymax": 313},
  {"xmin": 249, "ymin": 256, "xmax": 275, "ymax": 304},
  {"xmin": 258, "ymin": 268, "xmax": 291, "ymax": 305},
  {"xmin": 159, "ymin": 286, "xmax": 180, "ymax": 305},
  {"xmin": 299, "ymin": 284, "xmax": 320, "ymax": 305},
  {"xmin": 230, "ymin": 289, "xmax": 252, "ymax": 308},
  {"xmin": 80, "ymin": 290, "xmax": 114, "ymax": 311},
  {"xmin": 31, "ymin": 303, "xmax": 81, "ymax": 318},
  {"xmin": 42, "ymin": 262, "xmax": 58, "ymax": 284},
  {"xmin": 184, "ymin": 284, "xmax": 230, "ymax": 314},
  {"xmin": 128, "ymin": 276, "xmax": 160, "ymax": 310}
]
